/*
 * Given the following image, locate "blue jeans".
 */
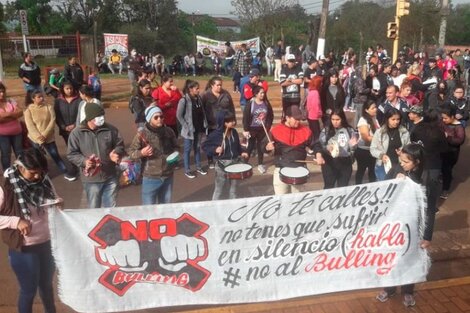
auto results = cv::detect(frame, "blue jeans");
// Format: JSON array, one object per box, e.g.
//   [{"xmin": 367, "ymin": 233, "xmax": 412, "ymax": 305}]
[
  {"xmin": 213, "ymin": 161, "xmax": 239, "ymax": 200},
  {"xmin": 0, "ymin": 133, "xmax": 23, "ymax": 171},
  {"xmin": 183, "ymin": 132, "xmax": 203, "ymax": 173},
  {"xmin": 82, "ymin": 177, "xmax": 119, "ymax": 208},
  {"xmin": 31, "ymin": 141, "xmax": 67, "ymax": 174},
  {"xmin": 375, "ymin": 164, "xmax": 387, "ymax": 181},
  {"xmin": 142, "ymin": 176, "xmax": 173, "ymax": 205},
  {"xmin": 8, "ymin": 241, "xmax": 56, "ymax": 313},
  {"xmin": 23, "ymin": 83, "xmax": 42, "ymax": 93}
]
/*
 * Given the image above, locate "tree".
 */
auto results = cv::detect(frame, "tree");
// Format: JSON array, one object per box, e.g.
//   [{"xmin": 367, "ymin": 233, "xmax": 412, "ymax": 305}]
[
  {"xmin": 446, "ymin": 3, "xmax": 470, "ymax": 45},
  {"xmin": 9, "ymin": 0, "xmax": 53, "ymax": 34},
  {"xmin": 231, "ymin": 0, "xmax": 297, "ymax": 24},
  {"xmin": 232, "ymin": 0, "xmax": 308, "ymax": 50},
  {"xmin": 326, "ymin": 1, "xmax": 390, "ymax": 55}
]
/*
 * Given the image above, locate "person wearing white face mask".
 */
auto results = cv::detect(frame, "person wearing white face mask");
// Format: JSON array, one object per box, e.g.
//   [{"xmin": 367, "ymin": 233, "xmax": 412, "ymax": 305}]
[
  {"xmin": 67, "ymin": 103, "xmax": 125, "ymax": 208},
  {"xmin": 124, "ymin": 48, "xmax": 143, "ymax": 92}
]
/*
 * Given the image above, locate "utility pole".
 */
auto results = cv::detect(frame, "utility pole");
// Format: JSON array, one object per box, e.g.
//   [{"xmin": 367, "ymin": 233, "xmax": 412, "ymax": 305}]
[
  {"xmin": 438, "ymin": 0, "xmax": 449, "ymax": 47},
  {"xmin": 316, "ymin": 0, "xmax": 329, "ymax": 58}
]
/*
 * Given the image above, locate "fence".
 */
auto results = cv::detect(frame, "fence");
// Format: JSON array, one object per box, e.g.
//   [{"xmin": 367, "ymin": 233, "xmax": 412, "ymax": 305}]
[{"xmin": 0, "ymin": 34, "xmax": 95, "ymax": 71}]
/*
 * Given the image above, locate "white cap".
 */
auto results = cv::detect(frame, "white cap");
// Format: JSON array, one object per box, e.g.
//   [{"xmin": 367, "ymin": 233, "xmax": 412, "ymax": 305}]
[{"xmin": 286, "ymin": 54, "xmax": 296, "ymax": 61}]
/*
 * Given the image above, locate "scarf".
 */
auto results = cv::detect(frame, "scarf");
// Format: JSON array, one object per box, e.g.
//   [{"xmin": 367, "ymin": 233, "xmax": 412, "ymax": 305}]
[{"xmin": 4, "ymin": 163, "xmax": 56, "ymax": 219}]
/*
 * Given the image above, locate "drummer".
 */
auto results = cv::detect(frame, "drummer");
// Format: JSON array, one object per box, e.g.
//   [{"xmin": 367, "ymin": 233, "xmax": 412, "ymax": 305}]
[
  {"xmin": 202, "ymin": 111, "xmax": 249, "ymax": 200},
  {"xmin": 266, "ymin": 105, "xmax": 313, "ymax": 195},
  {"xmin": 128, "ymin": 105, "xmax": 179, "ymax": 205}
]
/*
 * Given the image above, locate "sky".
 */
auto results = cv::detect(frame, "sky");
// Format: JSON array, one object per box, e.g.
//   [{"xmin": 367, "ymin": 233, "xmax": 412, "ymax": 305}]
[
  {"xmin": 177, "ymin": 0, "xmax": 338, "ymax": 16},
  {"xmin": 177, "ymin": 0, "xmax": 467, "ymax": 16}
]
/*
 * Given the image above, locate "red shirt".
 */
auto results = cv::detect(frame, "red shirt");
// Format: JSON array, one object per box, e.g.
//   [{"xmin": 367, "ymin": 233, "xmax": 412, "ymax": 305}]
[{"xmin": 151, "ymin": 87, "xmax": 182, "ymax": 126}]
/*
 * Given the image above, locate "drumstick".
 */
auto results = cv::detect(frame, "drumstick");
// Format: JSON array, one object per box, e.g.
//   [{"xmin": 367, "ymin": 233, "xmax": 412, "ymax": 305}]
[
  {"xmin": 295, "ymin": 159, "xmax": 318, "ymax": 163},
  {"xmin": 221, "ymin": 127, "xmax": 229, "ymax": 151},
  {"xmin": 260, "ymin": 119, "xmax": 272, "ymax": 142},
  {"xmin": 139, "ymin": 132, "xmax": 149, "ymax": 146}
]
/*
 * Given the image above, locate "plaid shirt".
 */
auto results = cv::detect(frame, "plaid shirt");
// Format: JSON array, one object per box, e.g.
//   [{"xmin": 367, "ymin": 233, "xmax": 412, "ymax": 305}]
[{"xmin": 234, "ymin": 49, "xmax": 253, "ymax": 76}]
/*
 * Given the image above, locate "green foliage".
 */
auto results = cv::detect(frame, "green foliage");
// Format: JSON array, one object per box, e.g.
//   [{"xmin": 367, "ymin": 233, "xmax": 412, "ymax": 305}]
[
  {"xmin": 447, "ymin": 3, "xmax": 470, "ymax": 45},
  {"xmin": 326, "ymin": 1, "xmax": 393, "ymax": 54}
]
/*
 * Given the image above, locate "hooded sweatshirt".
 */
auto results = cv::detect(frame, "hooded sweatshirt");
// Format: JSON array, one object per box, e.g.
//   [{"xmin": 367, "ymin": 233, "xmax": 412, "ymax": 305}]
[{"xmin": 202, "ymin": 112, "xmax": 243, "ymax": 160}]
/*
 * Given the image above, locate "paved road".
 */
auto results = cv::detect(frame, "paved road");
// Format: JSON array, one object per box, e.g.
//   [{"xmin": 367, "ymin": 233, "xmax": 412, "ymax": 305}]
[{"xmin": 0, "ymin": 77, "xmax": 469, "ymax": 312}]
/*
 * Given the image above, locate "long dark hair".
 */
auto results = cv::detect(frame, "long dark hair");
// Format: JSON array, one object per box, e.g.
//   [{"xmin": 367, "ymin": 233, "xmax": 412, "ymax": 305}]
[
  {"xmin": 205, "ymin": 76, "xmax": 222, "ymax": 91},
  {"xmin": 383, "ymin": 107, "xmax": 401, "ymax": 131},
  {"xmin": 400, "ymin": 142, "xmax": 424, "ymax": 177},
  {"xmin": 183, "ymin": 79, "xmax": 199, "ymax": 95},
  {"xmin": 59, "ymin": 80, "xmax": 76, "ymax": 98},
  {"xmin": 136, "ymin": 79, "xmax": 151, "ymax": 97},
  {"xmin": 362, "ymin": 99, "xmax": 377, "ymax": 133},
  {"xmin": 326, "ymin": 108, "xmax": 352, "ymax": 139}
]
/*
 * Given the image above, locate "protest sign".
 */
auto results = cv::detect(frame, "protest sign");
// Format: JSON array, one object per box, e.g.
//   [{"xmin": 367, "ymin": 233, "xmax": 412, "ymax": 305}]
[
  {"xmin": 49, "ymin": 178, "xmax": 429, "ymax": 312},
  {"xmin": 196, "ymin": 35, "xmax": 260, "ymax": 56},
  {"xmin": 103, "ymin": 33, "xmax": 128, "ymax": 57}
]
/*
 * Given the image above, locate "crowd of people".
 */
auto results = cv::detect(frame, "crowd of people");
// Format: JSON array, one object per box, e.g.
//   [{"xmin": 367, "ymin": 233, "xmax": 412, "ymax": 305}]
[{"xmin": 0, "ymin": 41, "xmax": 468, "ymax": 312}]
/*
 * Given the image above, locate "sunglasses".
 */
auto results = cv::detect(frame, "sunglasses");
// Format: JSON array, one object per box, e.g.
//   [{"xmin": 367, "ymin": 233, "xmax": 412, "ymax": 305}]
[{"xmin": 153, "ymin": 115, "xmax": 164, "ymax": 120}]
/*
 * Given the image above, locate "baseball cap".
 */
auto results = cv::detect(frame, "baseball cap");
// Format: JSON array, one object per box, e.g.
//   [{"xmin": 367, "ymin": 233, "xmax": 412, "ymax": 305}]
[
  {"xmin": 319, "ymin": 55, "xmax": 326, "ymax": 60},
  {"xmin": 409, "ymin": 105, "xmax": 423, "ymax": 115},
  {"xmin": 50, "ymin": 68, "xmax": 59, "ymax": 74},
  {"xmin": 285, "ymin": 105, "xmax": 304, "ymax": 120},
  {"xmin": 248, "ymin": 68, "xmax": 260, "ymax": 77},
  {"xmin": 286, "ymin": 54, "xmax": 296, "ymax": 62}
]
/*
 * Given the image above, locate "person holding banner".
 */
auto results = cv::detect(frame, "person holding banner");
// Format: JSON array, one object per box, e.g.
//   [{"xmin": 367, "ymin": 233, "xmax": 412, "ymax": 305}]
[
  {"xmin": 313, "ymin": 108, "xmax": 357, "ymax": 189},
  {"xmin": 370, "ymin": 108, "xmax": 410, "ymax": 181},
  {"xmin": 202, "ymin": 111, "xmax": 248, "ymax": 200},
  {"xmin": 0, "ymin": 148, "xmax": 63, "ymax": 313},
  {"xmin": 265, "ymin": 105, "xmax": 312, "ymax": 195},
  {"xmin": 128, "ymin": 106, "xmax": 179, "ymax": 205},
  {"xmin": 376, "ymin": 142, "xmax": 428, "ymax": 308}
]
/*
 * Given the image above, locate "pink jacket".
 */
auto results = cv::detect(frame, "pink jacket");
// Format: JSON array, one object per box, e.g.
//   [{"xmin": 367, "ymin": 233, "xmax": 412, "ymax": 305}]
[{"xmin": 306, "ymin": 90, "xmax": 323, "ymax": 120}]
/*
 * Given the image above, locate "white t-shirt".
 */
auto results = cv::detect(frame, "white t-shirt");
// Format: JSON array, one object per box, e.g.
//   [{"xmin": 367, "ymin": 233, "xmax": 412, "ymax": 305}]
[{"xmin": 357, "ymin": 116, "xmax": 379, "ymax": 150}]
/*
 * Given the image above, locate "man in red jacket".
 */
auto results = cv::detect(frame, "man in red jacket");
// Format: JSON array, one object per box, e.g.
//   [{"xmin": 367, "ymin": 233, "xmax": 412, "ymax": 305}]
[{"xmin": 266, "ymin": 105, "xmax": 312, "ymax": 195}]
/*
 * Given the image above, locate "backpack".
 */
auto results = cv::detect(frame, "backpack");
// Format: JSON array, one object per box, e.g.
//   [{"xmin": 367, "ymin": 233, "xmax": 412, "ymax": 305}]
[{"xmin": 88, "ymin": 75, "xmax": 101, "ymax": 93}]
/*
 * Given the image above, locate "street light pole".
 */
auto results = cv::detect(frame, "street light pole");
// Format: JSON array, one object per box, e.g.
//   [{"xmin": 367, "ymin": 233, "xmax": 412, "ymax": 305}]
[{"xmin": 316, "ymin": 0, "xmax": 329, "ymax": 58}]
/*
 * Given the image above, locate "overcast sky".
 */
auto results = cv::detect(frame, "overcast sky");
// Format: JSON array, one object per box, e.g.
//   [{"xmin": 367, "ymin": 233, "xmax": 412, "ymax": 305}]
[
  {"xmin": 177, "ymin": 0, "xmax": 338, "ymax": 16},
  {"xmin": 177, "ymin": 0, "xmax": 467, "ymax": 16}
]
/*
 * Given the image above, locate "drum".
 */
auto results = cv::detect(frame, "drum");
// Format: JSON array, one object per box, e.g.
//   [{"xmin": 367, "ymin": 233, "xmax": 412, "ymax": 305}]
[
  {"xmin": 279, "ymin": 167, "xmax": 309, "ymax": 185},
  {"xmin": 166, "ymin": 152, "xmax": 180, "ymax": 166},
  {"xmin": 224, "ymin": 163, "xmax": 253, "ymax": 180}
]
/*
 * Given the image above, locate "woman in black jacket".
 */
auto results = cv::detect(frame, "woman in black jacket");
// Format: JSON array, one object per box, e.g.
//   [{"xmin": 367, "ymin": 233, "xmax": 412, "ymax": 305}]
[{"xmin": 321, "ymin": 69, "xmax": 346, "ymax": 125}]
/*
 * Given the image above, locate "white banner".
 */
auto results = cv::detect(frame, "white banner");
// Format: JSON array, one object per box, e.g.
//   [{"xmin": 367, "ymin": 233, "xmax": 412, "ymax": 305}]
[
  {"xmin": 103, "ymin": 33, "xmax": 128, "ymax": 57},
  {"xmin": 49, "ymin": 178, "xmax": 429, "ymax": 313},
  {"xmin": 196, "ymin": 35, "xmax": 260, "ymax": 56}
]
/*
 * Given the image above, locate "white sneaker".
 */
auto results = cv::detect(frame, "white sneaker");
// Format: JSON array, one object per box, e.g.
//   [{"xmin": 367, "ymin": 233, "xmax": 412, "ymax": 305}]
[{"xmin": 257, "ymin": 164, "xmax": 266, "ymax": 174}]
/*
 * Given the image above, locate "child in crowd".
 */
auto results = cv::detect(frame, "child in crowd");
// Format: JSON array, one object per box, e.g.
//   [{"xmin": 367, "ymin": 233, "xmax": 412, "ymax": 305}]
[
  {"xmin": 232, "ymin": 70, "xmax": 241, "ymax": 93},
  {"xmin": 202, "ymin": 111, "xmax": 248, "ymax": 200},
  {"xmin": 376, "ymin": 142, "xmax": 429, "ymax": 308}
]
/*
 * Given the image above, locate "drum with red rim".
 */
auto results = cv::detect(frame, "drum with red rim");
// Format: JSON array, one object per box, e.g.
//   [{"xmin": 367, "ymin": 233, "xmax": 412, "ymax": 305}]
[
  {"xmin": 279, "ymin": 167, "xmax": 309, "ymax": 185},
  {"xmin": 224, "ymin": 163, "xmax": 253, "ymax": 180}
]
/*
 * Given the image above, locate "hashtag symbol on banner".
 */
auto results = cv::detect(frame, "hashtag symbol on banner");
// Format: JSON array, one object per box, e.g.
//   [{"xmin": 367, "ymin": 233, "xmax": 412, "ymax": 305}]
[{"xmin": 223, "ymin": 267, "xmax": 241, "ymax": 288}]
